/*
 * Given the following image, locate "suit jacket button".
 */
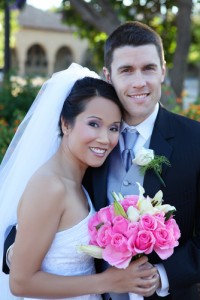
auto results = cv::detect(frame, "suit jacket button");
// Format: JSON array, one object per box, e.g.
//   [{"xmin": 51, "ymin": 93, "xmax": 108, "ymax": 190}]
[{"xmin": 123, "ymin": 180, "xmax": 130, "ymax": 186}]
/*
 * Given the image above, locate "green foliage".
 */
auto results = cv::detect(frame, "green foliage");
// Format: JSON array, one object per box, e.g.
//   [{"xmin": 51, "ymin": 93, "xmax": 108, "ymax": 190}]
[
  {"xmin": 174, "ymin": 103, "xmax": 200, "ymax": 122},
  {"xmin": 161, "ymin": 83, "xmax": 181, "ymax": 110},
  {"xmin": 0, "ymin": 0, "xmax": 26, "ymax": 10},
  {"xmin": 189, "ymin": 15, "xmax": 200, "ymax": 64},
  {"xmin": 0, "ymin": 10, "xmax": 4, "ymax": 68},
  {"xmin": 0, "ymin": 7, "xmax": 20, "ymax": 68},
  {"xmin": 161, "ymin": 83, "xmax": 200, "ymax": 122},
  {"xmin": 0, "ymin": 75, "xmax": 41, "ymax": 162},
  {"xmin": 0, "ymin": 0, "xmax": 26, "ymax": 69},
  {"xmin": 61, "ymin": 0, "xmax": 178, "ymax": 69},
  {"xmin": 61, "ymin": 0, "xmax": 200, "ymax": 71},
  {"xmin": 0, "ymin": 118, "xmax": 15, "ymax": 160}
]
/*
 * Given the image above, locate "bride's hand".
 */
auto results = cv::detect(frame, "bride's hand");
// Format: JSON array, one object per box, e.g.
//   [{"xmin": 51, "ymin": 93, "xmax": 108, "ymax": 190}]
[{"xmin": 103, "ymin": 256, "xmax": 159, "ymax": 297}]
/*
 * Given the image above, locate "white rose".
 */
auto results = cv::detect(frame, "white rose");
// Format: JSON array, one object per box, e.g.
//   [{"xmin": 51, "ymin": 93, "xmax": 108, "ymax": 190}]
[
  {"xmin": 133, "ymin": 147, "xmax": 154, "ymax": 166},
  {"xmin": 127, "ymin": 206, "xmax": 140, "ymax": 222}
]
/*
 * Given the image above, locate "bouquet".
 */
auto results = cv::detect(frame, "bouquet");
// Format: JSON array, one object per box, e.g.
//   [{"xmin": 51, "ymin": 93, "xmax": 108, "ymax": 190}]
[{"xmin": 79, "ymin": 183, "xmax": 180, "ymax": 300}]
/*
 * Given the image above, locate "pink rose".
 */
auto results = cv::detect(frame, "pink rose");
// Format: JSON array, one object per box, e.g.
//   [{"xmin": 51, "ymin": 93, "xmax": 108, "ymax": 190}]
[
  {"xmin": 165, "ymin": 218, "xmax": 181, "ymax": 241},
  {"xmin": 96, "ymin": 223, "xmax": 113, "ymax": 247},
  {"xmin": 139, "ymin": 214, "xmax": 158, "ymax": 231},
  {"xmin": 110, "ymin": 232, "xmax": 129, "ymax": 253},
  {"xmin": 112, "ymin": 216, "xmax": 129, "ymax": 235},
  {"xmin": 134, "ymin": 230, "xmax": 156, "ymax": 254},
  {"xmin": 153, "ymin": 226, "xmax": 177, "ymax": 259},
  {"xmin": 121, "ymin": 195, "xmax": 139, "ymax": 212},
  {"xmin": 126, "ymin": 221, "xmax": 139, "ymax": 239},
  {"xmin": 127, "ymin": 227, "xmax": 139, "ymax": 256},
  {"xmin": 88, "ymin": 213, "xmax": 101, "ymax": 244},
  {"xmin": 103, "ymin": 245, "xmax": 132, "ymax": 269},
  {"xmin": 154, "ymin": 212, "xmax": 165, "ymax": 221},
  {"xmin": 98, "ymin": 206, "xmax": 114, "ymax": 223}
]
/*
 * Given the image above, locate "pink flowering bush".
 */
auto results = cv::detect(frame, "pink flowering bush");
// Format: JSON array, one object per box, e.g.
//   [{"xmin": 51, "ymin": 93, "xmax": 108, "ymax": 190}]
[{"xmin": 80, "ymin": 183, "xmax": 181, "ymax": 269}]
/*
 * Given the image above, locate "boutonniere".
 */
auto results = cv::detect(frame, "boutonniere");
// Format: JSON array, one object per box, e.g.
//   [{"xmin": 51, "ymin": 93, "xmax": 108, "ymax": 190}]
[{"xmin": 132, "ymin": 147, "xmax": 171, "ymax": 187}]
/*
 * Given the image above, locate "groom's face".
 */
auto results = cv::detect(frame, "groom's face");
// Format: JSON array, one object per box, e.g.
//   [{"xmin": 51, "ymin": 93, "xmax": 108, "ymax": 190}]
[{"xmin": 103, "ymin": 44, "xmax": 166, "ymax": 126}]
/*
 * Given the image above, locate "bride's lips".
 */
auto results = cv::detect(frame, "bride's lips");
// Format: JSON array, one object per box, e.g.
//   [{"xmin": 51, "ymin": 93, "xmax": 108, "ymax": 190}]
[{"xmin": 90, "ymin": 147, "xmax": 107, "ymax": 157}]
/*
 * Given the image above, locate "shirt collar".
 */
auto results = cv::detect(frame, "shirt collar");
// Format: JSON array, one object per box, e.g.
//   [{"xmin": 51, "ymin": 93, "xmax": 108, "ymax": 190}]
[{"xmin": 121, "ymin": 103, "xmax": 159, "ymax": 141}]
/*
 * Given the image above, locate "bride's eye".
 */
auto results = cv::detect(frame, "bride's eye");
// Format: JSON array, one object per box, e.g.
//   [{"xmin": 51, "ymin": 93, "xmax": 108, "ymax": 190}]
[
  {"xmin": 88, "ymin": 121, "xmax": 99, "ymax": 128},
  {"xmin": 110, "ymin": 125, "xmax": 120, "ymax": 132}
]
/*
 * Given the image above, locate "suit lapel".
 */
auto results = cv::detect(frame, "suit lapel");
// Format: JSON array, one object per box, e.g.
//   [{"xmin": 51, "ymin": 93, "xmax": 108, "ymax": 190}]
[
  {"xmin": 91, "ymin": 158, "xmax": 110, "ymax": 211},
  {"xmin": 144, "ymin": 105, "xmax": 174, "ymax": 196}
]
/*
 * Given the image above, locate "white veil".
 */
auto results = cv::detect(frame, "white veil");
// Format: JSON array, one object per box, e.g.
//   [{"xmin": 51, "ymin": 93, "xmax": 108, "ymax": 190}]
[{"xmin": 0, "ymin": 63, "xmax": 100, "ymax": 299}]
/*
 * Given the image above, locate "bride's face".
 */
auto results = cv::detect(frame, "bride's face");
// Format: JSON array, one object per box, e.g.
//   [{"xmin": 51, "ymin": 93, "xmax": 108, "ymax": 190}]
[{"xmin": 64, "ymin": 96, "xmax": 121, "ymax": 168}]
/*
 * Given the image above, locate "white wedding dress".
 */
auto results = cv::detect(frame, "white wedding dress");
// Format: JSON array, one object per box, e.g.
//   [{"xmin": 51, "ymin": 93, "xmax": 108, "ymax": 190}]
[{"xmin": 24, "ymin": 189, "xmax": 102, "ymax": 300}]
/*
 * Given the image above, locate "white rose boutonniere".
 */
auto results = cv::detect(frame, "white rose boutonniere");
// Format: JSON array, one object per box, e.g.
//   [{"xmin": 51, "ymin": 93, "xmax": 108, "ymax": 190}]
[
  {"xmin": 132, "ymin": 147, "xmax": 171, "ymax": 187},
  {"xmin": 132, "ymin": 147, "xmax": 154, "ymax": 166}
]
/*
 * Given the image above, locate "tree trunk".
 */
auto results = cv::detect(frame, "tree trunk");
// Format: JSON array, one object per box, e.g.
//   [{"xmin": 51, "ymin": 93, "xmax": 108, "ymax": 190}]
[
  {"xmin": 170, "ymin": 0, "xmax": 193, "ymax": 98},
  {"xmin": 70, "ymin": 0, "xmax": 120, "ymax": 34},
  {"xmin": 4, "ymin": 0, "xmax": 11, "ymax": 74}
]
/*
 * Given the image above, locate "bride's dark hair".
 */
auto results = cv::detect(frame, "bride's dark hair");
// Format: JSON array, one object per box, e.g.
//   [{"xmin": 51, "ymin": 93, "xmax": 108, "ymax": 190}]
[{"xmin": 59, "ymin": 76, "xmax": 123, "ymax": 136}]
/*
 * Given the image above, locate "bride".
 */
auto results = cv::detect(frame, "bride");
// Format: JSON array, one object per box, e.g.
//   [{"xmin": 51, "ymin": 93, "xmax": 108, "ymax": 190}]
[{"xmin": 0, "ymin": 63, "xmax": 157, "ymax": 300}]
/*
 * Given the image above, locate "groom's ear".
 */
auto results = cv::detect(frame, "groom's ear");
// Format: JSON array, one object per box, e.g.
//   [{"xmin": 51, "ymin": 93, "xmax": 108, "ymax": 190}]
[{"xmin": 103, "ymin": 67, "xmax": 111, "ymax": 83}]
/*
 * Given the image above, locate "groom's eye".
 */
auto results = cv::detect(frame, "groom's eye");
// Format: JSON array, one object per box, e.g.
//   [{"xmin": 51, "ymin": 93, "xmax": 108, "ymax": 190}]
[{"xmin": 122, "ymin": 68, "xmax": 130, "ymax": 73}]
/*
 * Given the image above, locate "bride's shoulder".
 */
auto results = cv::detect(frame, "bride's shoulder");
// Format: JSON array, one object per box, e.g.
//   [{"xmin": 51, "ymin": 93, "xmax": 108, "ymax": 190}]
[{"xmin": 23, "ymin": 168, "xmax": 67, "ymax": 204}]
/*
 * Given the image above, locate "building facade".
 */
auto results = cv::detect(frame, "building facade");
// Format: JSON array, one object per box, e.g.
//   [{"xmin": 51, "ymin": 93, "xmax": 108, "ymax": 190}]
[{"xmin": 12, "ymin": 5, "xmax": 88, "ymax": 76}]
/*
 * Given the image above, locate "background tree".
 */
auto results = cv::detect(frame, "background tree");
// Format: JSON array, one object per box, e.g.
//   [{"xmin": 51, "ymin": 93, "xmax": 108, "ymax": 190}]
[
  {"xmin": 170, "ymin": 0, "xmax": 193, "ymax": 98},
  {"xmin": 61, "ymin": 0, "xmax": 199, "ymax": 98},
  {"xmin": 189, "ymin": 12, "xmax": 200, "ymax": 97},
  {"xmin": 0, "ymin": 0, "xmax": 26, "ymax": 73}
]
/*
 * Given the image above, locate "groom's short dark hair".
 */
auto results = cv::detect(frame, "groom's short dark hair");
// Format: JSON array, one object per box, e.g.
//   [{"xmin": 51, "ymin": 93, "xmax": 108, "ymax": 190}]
[{"xmin": 104, "ymin": 21, "xmax": 165, "ymax": 72}]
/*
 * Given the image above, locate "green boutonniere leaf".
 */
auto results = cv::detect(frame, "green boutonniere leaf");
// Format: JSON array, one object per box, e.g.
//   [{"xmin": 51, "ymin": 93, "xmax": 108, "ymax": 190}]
[
  {"xmin": 140, "ymin": 155, "xmax": 171, "ymax": 174},
  {"xmin": 140, "ymin": 155, "xmax": 171, "ymax": 187}
]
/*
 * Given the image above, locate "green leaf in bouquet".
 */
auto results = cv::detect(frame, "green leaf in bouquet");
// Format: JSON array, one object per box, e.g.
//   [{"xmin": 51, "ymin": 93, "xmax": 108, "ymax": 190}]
[
  {"xmin": 114, "ymin": 200, "xmax": 127, "ymax": 218},
  {"xmin": 165, "ymin": 209, "xmax": 176, "ymax": 221}
]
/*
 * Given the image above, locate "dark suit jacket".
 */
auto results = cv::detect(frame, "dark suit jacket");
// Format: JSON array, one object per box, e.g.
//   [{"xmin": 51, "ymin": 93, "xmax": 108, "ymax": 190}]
[{"xmin": 83, "ymin": 105, "xmax": 200, "ymax": 300}]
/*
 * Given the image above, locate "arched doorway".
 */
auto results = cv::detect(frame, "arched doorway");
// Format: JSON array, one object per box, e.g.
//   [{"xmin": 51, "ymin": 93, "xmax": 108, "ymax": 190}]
[
  {"xmin": 25, "ymin": 44, "xmax": 47, "ymax": 75},
  {"xmin": 54, "ymin": 46, "xmax": 73, "ymax": 72}
]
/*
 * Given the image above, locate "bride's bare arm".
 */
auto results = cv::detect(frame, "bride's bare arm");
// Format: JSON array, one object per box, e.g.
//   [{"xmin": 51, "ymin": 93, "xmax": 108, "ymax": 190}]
[
  {"xmin": 10, "ymin": 175, "xmax": 158, "ymax": 298},
  {"xmin": 11, "ymin": 254, "xmax": 158, "ymax": 298}
]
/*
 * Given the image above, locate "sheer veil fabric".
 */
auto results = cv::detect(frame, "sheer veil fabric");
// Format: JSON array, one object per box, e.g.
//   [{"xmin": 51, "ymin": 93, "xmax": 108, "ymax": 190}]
[{"xmin": 0, "ymin": 63, "xmax": 100, "ymax": 299}]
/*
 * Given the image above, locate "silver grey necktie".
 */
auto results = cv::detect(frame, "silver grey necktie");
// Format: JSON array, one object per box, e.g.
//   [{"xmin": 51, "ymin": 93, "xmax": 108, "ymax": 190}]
[{"xmin": 122, "ymin": 129, "xmax": 138, "ymax": 172}]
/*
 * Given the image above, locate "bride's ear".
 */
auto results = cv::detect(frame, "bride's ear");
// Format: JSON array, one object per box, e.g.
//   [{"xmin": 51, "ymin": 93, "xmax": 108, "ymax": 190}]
[
  {"xmin": 103, "ymin": 67, "xmax": 111, "ymax": 83},
  {"xmin": 61, "ymin": 117, "xmax": 71, "ymax": 135}
]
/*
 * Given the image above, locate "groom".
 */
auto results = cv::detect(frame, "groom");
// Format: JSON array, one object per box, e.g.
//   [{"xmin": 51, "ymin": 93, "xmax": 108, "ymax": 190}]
[{"xmin": 83, "ymin": 21, "xmax": 200, "ymax": 300}]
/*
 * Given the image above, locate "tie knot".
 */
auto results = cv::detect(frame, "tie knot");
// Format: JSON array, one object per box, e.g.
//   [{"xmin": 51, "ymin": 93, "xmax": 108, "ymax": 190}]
[{"xmin": 122, "ymin": 129, "xmax": 138, "ymax": 150}]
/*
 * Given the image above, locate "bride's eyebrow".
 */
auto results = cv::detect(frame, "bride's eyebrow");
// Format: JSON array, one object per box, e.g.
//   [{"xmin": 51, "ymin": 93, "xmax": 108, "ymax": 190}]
[{"xmin": 87, "ymin": 116, "xmax": 102, "ymax": 120}]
